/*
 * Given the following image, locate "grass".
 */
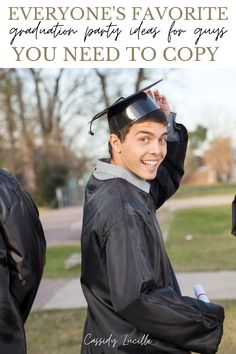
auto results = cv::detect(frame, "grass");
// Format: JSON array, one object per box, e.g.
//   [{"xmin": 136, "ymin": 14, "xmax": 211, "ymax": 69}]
[
  {"xmin": 165, "ymin": 205, "xmax": 236, "ymax": 271},
  {"xmin": 217, "ymin": 300, "xmax": 236, "ymax": 354},
  {"xmin": 26, "ymin": 308, "xmax": 86, "ymax": 354},
  {"xmin": 174, "ymin": 183, "xmax": 236, "ymax": 199},
  {"xmin": 25, "ymin": 301, "xmax": 236, "ymax": 354},
  {"xmin": 43, "ymin": 245, "xmax": 80, "ymax": 279}
]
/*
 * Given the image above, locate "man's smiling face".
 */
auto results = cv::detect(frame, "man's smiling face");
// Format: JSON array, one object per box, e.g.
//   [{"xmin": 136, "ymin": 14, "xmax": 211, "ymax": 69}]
[{"xmin": 111, "ymin": 119, "xmax": 168, "ymax": 180}]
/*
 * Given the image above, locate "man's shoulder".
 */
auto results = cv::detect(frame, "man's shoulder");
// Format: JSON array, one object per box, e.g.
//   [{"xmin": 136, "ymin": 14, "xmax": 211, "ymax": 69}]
[
  {"xmin": 0, "ymin": 168, "xmax": 28, "ymax": 220},
  {"xmin": 82, "ymin": 176, "xmax": 151, "ymax": 241},
  {"xmin": 0, "ymin": 168, "xmax": 23, "ymax": 200},
  {"xmin": 85, "ymin": 176, "xmax": 148, "ymax": 219},
  {"xmin": 0, "ymin": 168, "xmax": 20, "ymax": 188}
]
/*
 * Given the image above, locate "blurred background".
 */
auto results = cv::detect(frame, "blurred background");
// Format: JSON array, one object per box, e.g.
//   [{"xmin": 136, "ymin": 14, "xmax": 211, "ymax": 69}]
[
  {"xmin": 1, "ymin": 68, "xmax": 235, "ymax": 206},
  {"xmin": 1, "ymin": 68, "xmax": 236, "ymax": 353}
]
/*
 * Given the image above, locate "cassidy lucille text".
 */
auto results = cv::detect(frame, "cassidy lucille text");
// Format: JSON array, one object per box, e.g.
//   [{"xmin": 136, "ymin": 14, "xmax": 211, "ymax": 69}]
[{"xmin": 83, "ymin": 333, "xmax": 153, "ymax": 348}]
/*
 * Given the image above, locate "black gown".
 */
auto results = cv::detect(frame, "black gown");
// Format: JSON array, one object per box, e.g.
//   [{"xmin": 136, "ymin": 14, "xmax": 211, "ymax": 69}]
[
  {"xmin": 232, "ymin": 195, "xmax": 236, "ymax": 235},
  {"xmin": 0, "ymin": 169, "xmax": 46, "ymax": 354},
  {"xmin": 80, "ymin": 123, "xmax": 224, "ymax": 354}
]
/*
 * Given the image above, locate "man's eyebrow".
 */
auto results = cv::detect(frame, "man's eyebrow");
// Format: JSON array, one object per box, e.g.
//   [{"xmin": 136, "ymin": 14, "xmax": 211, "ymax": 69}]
[{"xmin": 135, "ymin": 130, "xmax": 168, "ymax": 137}]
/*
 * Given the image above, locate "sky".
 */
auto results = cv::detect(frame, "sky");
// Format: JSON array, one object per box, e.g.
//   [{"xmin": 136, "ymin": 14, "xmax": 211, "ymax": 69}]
[{"xmin": 163, "ymin": 68, "xmax": 236, "ymax": 135}]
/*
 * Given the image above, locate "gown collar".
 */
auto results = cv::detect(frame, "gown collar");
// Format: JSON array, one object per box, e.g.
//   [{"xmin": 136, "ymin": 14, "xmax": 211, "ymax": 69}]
[{"xmin": 93, "ymin": 159, "xmax": 150, "ymax": 194}]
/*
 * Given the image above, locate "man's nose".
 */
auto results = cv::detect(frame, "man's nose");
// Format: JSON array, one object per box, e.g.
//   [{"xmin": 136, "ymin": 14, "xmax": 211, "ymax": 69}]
[{"xmin": 149, "ymin": 140, "xmax": 162, "ymax": 154}]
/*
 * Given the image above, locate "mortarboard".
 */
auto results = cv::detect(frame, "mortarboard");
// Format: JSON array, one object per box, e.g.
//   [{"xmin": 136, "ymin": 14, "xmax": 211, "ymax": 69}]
[{"xmin": 89, "ymin": 79, "xmax": 163, "ymax": 135}]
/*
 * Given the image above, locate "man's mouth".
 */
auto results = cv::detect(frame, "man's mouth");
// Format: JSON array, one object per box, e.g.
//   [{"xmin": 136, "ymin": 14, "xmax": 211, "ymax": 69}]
[{"xmin": 141, "ymin": 160, "xmax": 159, "ymax": 168}]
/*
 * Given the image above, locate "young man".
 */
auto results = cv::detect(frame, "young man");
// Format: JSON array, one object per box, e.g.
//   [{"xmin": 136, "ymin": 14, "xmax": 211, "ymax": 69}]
[
  {"xmin": 0, "ymin": 169, "xmax": 46, "ymax": 353},
  {"xmin": 81, "ymin": 81, "xmax": 224, "ymax": 354}
]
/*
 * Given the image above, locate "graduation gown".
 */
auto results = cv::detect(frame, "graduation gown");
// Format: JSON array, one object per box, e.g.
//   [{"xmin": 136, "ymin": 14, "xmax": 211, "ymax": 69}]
[
  {"xmin": 80, "ymin": 123, "xmax": 224, "ymax": 354},
  {"xmin": 0, "ymin": 169, "xmax": 46, "ymax": 354},
  {"xmin": 232, "ymin": 195, "xmax": 236, "ymax": 235}
]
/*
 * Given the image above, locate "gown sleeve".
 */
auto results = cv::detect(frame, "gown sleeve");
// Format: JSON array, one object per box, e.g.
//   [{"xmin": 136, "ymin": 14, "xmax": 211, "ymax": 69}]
[
  {"xmin": 0, "ymin": 171, "xmax": 46, "ymax": 324},
  {"xmin": 149, "ymin": 113, "xmax": 188, "ymax": 209},
  {"xmin": 106, "ymin": 214, "xmax": 224, "ymax": 354},
  {"xmin": 0, "ymin": 233, "xmax": 27, "ymax": 354}
]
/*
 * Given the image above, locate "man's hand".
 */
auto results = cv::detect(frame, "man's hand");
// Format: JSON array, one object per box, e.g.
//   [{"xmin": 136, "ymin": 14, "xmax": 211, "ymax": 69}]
[{"xmin": 146, "ymin": 89, "xmax": 171, "ymax": 117}]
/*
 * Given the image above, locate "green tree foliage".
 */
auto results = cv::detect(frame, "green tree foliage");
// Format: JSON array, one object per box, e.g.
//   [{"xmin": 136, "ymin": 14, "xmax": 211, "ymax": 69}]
[
  {"xmin": 36, "ymin": 162, "xmax": 69, "ymax": 206},
  {"xmin": 188, "ymin": 125, "xmax": 207, "ymax": 152}
]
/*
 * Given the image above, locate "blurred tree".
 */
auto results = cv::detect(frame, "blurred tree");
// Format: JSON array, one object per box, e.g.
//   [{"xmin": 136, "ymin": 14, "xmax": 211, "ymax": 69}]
[
  {"xmin": 29, "ymin": 68, "xmax": 65, "ymax": 156},
  {"xmin": 13, "ymin": 69, "xmax": 37, "ymax": 193},
  {"xmin": 204, "ymin": 137, "xmax": 233, "ymax": 182},
  {"xmin": 0, "ymin": 69, "xmax": 18, "ymax": 172},
  {"xmin": 188, "ymin": 125, "xmax": 207, "ymax": 151},
  {"xmin": 94, "ymin": 68, "xmax": 151, "ymax": 109},
  {"xmin": 0, "ymin": 68, "xmax": 92, "ymax": 204},
  {"xmin": 183, "ymin": 124, "xmax": 207, "ymax": 182},
  {"xmin": 35, "ymin": 161, "xmax": 69, "ymax": 206}
]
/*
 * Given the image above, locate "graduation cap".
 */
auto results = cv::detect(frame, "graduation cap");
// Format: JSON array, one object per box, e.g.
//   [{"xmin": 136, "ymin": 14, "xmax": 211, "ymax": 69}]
[{"xmin": 89, "ymin": 79, "xmax": 163, "ymax": 135}]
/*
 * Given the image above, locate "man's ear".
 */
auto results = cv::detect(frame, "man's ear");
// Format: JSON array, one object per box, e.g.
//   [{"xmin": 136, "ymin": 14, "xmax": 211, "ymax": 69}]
[{"xmin": 109, "ymin": 134, "xmax": 122, "ymax": 153}]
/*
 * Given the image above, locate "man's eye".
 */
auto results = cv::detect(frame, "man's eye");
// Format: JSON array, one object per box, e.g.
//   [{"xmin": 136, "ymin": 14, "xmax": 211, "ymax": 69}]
[
  {"xmin": 159, "ymin": 137, "xmax": 167, "ymax": 145},
  {"xmin": 140, "ymin": 137, "xmax": 149, "ymax": 143}
]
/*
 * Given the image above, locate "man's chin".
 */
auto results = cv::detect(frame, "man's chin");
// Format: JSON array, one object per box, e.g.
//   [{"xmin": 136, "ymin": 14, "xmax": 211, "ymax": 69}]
[
  {"xmin": 144, "ymin": 174, "xmax": 157, "ymax": 181},
  {"xmin": 137, "ymin": 169, "xmax": 158, "ymax": 181}
]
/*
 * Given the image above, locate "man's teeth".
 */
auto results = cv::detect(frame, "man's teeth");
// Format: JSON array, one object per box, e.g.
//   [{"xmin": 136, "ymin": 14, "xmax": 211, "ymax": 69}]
[{"xmin": 142, "ymin": 160, "xmax": 158, "ymax": 166}]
